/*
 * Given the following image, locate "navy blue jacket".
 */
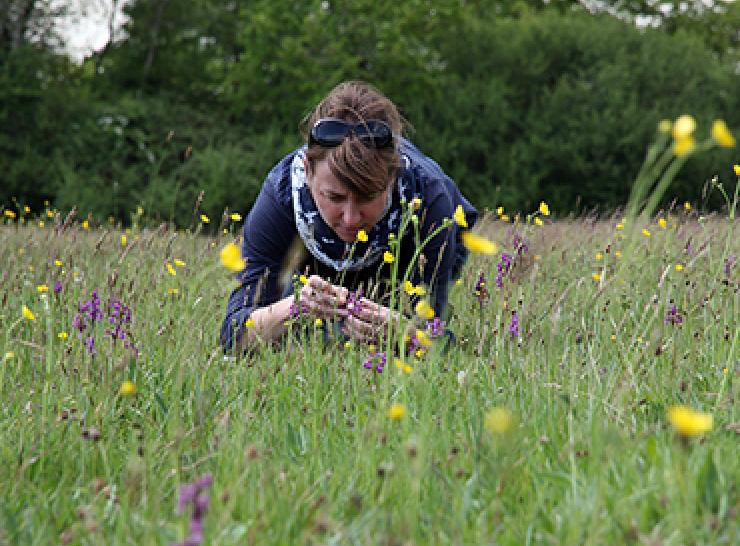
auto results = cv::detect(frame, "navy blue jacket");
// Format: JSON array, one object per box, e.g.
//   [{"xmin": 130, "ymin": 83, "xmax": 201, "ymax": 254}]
[{"xmin": 220, "ymin": 140, "xmax": 477, "ymax": 350}]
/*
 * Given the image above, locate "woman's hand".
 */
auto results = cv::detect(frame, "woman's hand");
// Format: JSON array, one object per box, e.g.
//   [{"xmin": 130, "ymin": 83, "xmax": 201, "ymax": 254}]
[
  {"xmin": 298, "ymin": 275, "xmax": 348, "ymax": 320},
  {"xmin": 298, "ymin": 276, "xmax": 399, "ymax": 344},
  {"xmin": 341, "ymin": 298, "xmax": 396, "ymax": 344}
]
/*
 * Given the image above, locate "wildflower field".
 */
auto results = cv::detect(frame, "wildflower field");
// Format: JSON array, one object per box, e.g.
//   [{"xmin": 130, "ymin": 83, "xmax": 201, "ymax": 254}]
[{"xmin": 1, "ymin": 198, "xmax": 737, "ymax": 545}]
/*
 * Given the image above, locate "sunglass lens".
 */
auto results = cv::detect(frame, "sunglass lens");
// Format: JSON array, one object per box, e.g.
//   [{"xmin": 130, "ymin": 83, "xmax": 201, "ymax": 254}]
[
  {"xmin": 312, "ymin": 120, "xmax": 350, "ymax": 146},
  {"xmin": 355, "ymin": 121, "xmax": 392, "ymax": 148}
]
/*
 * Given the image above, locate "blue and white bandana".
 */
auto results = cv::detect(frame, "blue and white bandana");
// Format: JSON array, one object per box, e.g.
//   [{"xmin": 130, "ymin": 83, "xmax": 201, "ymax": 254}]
[{"xmin": 290, "ymin": 149, "xmax": 419, "ymax": 271}]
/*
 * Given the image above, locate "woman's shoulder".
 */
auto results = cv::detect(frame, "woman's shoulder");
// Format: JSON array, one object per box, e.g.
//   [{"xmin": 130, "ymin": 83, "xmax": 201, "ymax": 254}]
[
  {"xmin": 399, "ymin": 138, "xmax": 477, "ymax": 221},
  {"xmin": 400, "ymin": 138, "xmax": 449, "ymax": 184},
  {"xmin": 400, "ymin": 139, "xmax": 455, "ymax": 202}
]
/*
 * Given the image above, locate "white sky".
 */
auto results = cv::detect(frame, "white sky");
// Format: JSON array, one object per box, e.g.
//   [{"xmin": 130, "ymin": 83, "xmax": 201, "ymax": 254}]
[{"xmin": 55, "ymin": 0, "xmax": 131, "ymax": 62}]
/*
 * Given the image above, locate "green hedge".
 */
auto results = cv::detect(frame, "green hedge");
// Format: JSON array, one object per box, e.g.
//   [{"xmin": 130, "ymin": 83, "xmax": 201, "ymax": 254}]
[{"xmin": 1, "ymin": 7, "xmax": 737, "ymax": 224}]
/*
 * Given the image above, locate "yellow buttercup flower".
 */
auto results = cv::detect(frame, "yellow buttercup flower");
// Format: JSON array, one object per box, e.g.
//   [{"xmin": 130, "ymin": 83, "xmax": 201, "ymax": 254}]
[
  {"xmin": 394, "ymin": 359, "xmax": 414, "ymax": 374},
  {"xmin": 388, "ymin": 403, "xmax": 406, "ymax": 421},
  {"xmin": 642, "ymin": 229, "xmax": 651, "ymax": 238},
  {"xmin": 667, "ymin": 405, "xmax": 712, "ymax": 437},
  {"xmin": 4, "ymin": 209, "xmax": 16, "ymax": 219},
  {"xmin": 711, "ymin": 119, "xmax": 735, "ymax": 148},
  {"xmin": 683, "ymin": 201, "xmax": 692, "ymax": 210},
  {"xmin": 415, "ymin": 329, "xmax": 432, "ymax": 348},
  {"xmin": 410, "ymin": 197, "xmax": 422, "ymax": 210},
  {"xmin": 356, "ymin": 229, "xmax": 368, "ymax": 243},
  {"xmin": 734, "ymin": 164, "xmax": 740, "ymax": 177},
  {"xmin": 415, "ymin": 300, "xmax": 435, "ymax": 320},
  {"xmin": 174, "ymin": 259, "xmax": 186, "ymax": 267},
  {"xmin": 658, "ymin": 218, "xmax": 667, "ymax": 229},
  {"xmin": 383, "ymin": 251, "xmax": 395, "ymax": 264},
  {"xmin": 38, "ymin": 221, "xmax": 45, "ymax": 228},
  {"xmin": 403, "ymin": 281, "xmax": 426, "ymax": 296},
  {"xmin": 299, "ymin": 275, "xmax": 309, "ymax": 285},
  {"xmin": 675, "ymin": 264, "xmax": 684, "ymax": 272},
  {"xmin": 245, "ymin": 317, "xmax": 255, "ymax": 328},
  {"xmin": 166, "ymin": 262, "xmax": 177, "ymax": 276},
  {"xmin": 22, "ymin": 305, "xmax": 36, "ymax": 321},
  {"xmin": 592, "ymin": 273, "xmax": 601, "ymax": 282},
  {"xmin": 500, "ymin": 214, "xmax": 510, "ymax": 222},
  {"xmin": 23, "ymin": 205, "xmax": 30, "ymax": 214},
  {"xmin": 534, "ymin": 217, "xmax": 543, "ymax": 226},
  {"xmin": 57, "ymin": 331, "xmax": 69, "ymax": 340},
  {"xmin": 453, "ymin": 205, "xmax": 468, "ymax": 228},
  {"xmin": 46, "ymin": 209, "xmax": 54, "ymax": 218},
  {"xmin": 672, "ymin": 114, "xmax": 696, "ymax": 140},
  {"xmin": 595, "ymin": 252, "xmax": 603, "ymax": 261},
  {"xmin": 314, "ymin": 318, "xmax": 323, "ymax": 328},
  {"xmin": 485, "ymin": 407, "xmax": 513, "ymax": 435},
  {"xmin": 36, "ymin": 284, "xmax": 49, "ymax": 293},
  {"xmin": 121, "ymin": 234, "xmax": 128, "ymax": 246},
  {"xmin": 119, "ymin": 380, "xmax": 137, "ymax": 396},
  {"xmin": 230, "ymin": 212, "xmax": 242, "ymax": 222},
  {"xmin": 82, "ymin": 219, "xmax": 89, "ymax": 230},
  {"xmin": 200, "ymin": 214, "xmax": 210, "ymax": 224},
  {"xmin": 167, "ymin": 288, "xmax": 179, "ymax": 296},
  {"xmin": 616, "ymin": 223, "xmax": 624, "ymax": 231},
  {"xmin": 496, "ymin": 206, "xmax": 504, "ymax": 216},
  {"xmin": 220, "ymin": 242, "xmax": 246, "ymax": 272},
  {"xmin": 539, "ymin": 201, "xmax": 550, "ymax": 216},
  {"xmin": 461, "ymin": 232, "xmax": 498, "ymax": 255},
  {"xmin": 673, "ymin": 136, "xmax": 695, "ymax": 157}
]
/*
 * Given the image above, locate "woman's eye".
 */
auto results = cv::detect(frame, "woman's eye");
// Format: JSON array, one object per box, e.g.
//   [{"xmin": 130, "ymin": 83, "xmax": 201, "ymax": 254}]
[{"xmin": 326, "ymin": 193, "xmax": 345, "ymax": 203}]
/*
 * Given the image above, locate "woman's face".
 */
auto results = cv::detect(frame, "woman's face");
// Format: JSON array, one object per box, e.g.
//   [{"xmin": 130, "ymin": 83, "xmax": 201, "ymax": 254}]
[{"xmin": 306, "ymin": 158, "xmax": 391, "ymax": 243}]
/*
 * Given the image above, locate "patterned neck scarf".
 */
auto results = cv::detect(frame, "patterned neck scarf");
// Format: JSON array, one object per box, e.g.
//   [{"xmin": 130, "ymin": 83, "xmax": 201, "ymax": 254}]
[{"xmin": 290, "ymin": 149, "xmax": 418, "ymax": 271}]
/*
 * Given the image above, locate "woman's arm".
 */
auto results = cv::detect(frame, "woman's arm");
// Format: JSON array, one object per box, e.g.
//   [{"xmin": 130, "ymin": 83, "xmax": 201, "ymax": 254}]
[
  {"xmin": 220, "ymin": 166, "xmax": 296, "ymax": 352},
  {"xmin": 236, "ymin": 275, "xmax": 351, "ymax": 349},
  {"xmin": 231, "ymin": 294, "xmax": 295, "ymax": 350}
]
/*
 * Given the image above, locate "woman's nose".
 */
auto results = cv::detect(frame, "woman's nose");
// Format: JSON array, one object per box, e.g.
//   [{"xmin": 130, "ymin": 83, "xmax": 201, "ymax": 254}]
[{"xmin": 342, "ymin": 201, "xmax": 362, "ymax": 226}]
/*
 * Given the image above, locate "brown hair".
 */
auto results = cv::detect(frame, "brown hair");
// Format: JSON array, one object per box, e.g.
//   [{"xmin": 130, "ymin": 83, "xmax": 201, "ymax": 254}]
[{"xmin": 301, "ymin": 81, "xmax": 405, "ymax": 199}]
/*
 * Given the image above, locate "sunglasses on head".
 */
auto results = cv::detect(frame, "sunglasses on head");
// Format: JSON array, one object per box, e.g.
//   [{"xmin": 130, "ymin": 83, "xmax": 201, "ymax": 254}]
[{"xmin": 309, "ymin": 117, "xmax": 394, "ymax": 149}]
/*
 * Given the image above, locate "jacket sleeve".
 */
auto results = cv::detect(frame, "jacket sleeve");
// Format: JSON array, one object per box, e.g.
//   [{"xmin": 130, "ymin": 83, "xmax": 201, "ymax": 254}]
[
  {"xmin": 416, "ymin": 172, "xmax": 478, "ymax": 319},
  {"xmin": 416, "ymin": 189, "xmax": 456, "ymax": 318},
  {"xmin": 220, "ymin": 170, "xmax": 296, "ymax": 351}
]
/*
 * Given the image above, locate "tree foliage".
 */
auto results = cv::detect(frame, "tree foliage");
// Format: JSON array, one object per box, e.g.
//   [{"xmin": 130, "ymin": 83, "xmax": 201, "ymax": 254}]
[{"xmin": 0, "ymin": 0, "xmax": 737, "ymax": 223}]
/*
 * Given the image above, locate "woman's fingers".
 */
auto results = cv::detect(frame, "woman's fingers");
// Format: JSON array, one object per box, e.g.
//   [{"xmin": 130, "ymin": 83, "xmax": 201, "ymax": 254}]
[
  {"xmin": 300, "ymin": 278, "xmax": 347, "ymax": 319},
  {"xmin": 342, "ymin": 314, "xmax": 382, "ymax": 344},
  {"xmin": 355, "ymin": 298, "xmax": 390, "ymax": 326}
]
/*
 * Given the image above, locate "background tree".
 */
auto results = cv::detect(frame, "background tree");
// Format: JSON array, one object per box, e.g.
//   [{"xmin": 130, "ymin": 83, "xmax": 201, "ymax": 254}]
[{"xmin": 0, "ymin": 0, "xmax": 737, "ymax": 222}]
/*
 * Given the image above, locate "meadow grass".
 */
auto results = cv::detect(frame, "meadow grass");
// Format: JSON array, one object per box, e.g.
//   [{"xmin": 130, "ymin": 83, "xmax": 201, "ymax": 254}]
[{"xmin": 0, "ymin": 208, "xmax": 737, "ymax": 546}]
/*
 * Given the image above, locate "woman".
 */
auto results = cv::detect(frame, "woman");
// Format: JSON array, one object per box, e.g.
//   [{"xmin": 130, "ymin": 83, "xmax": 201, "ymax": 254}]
[{"xmin": 221, "ymin": 81, "xmax": 477, "ymax": 352}]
